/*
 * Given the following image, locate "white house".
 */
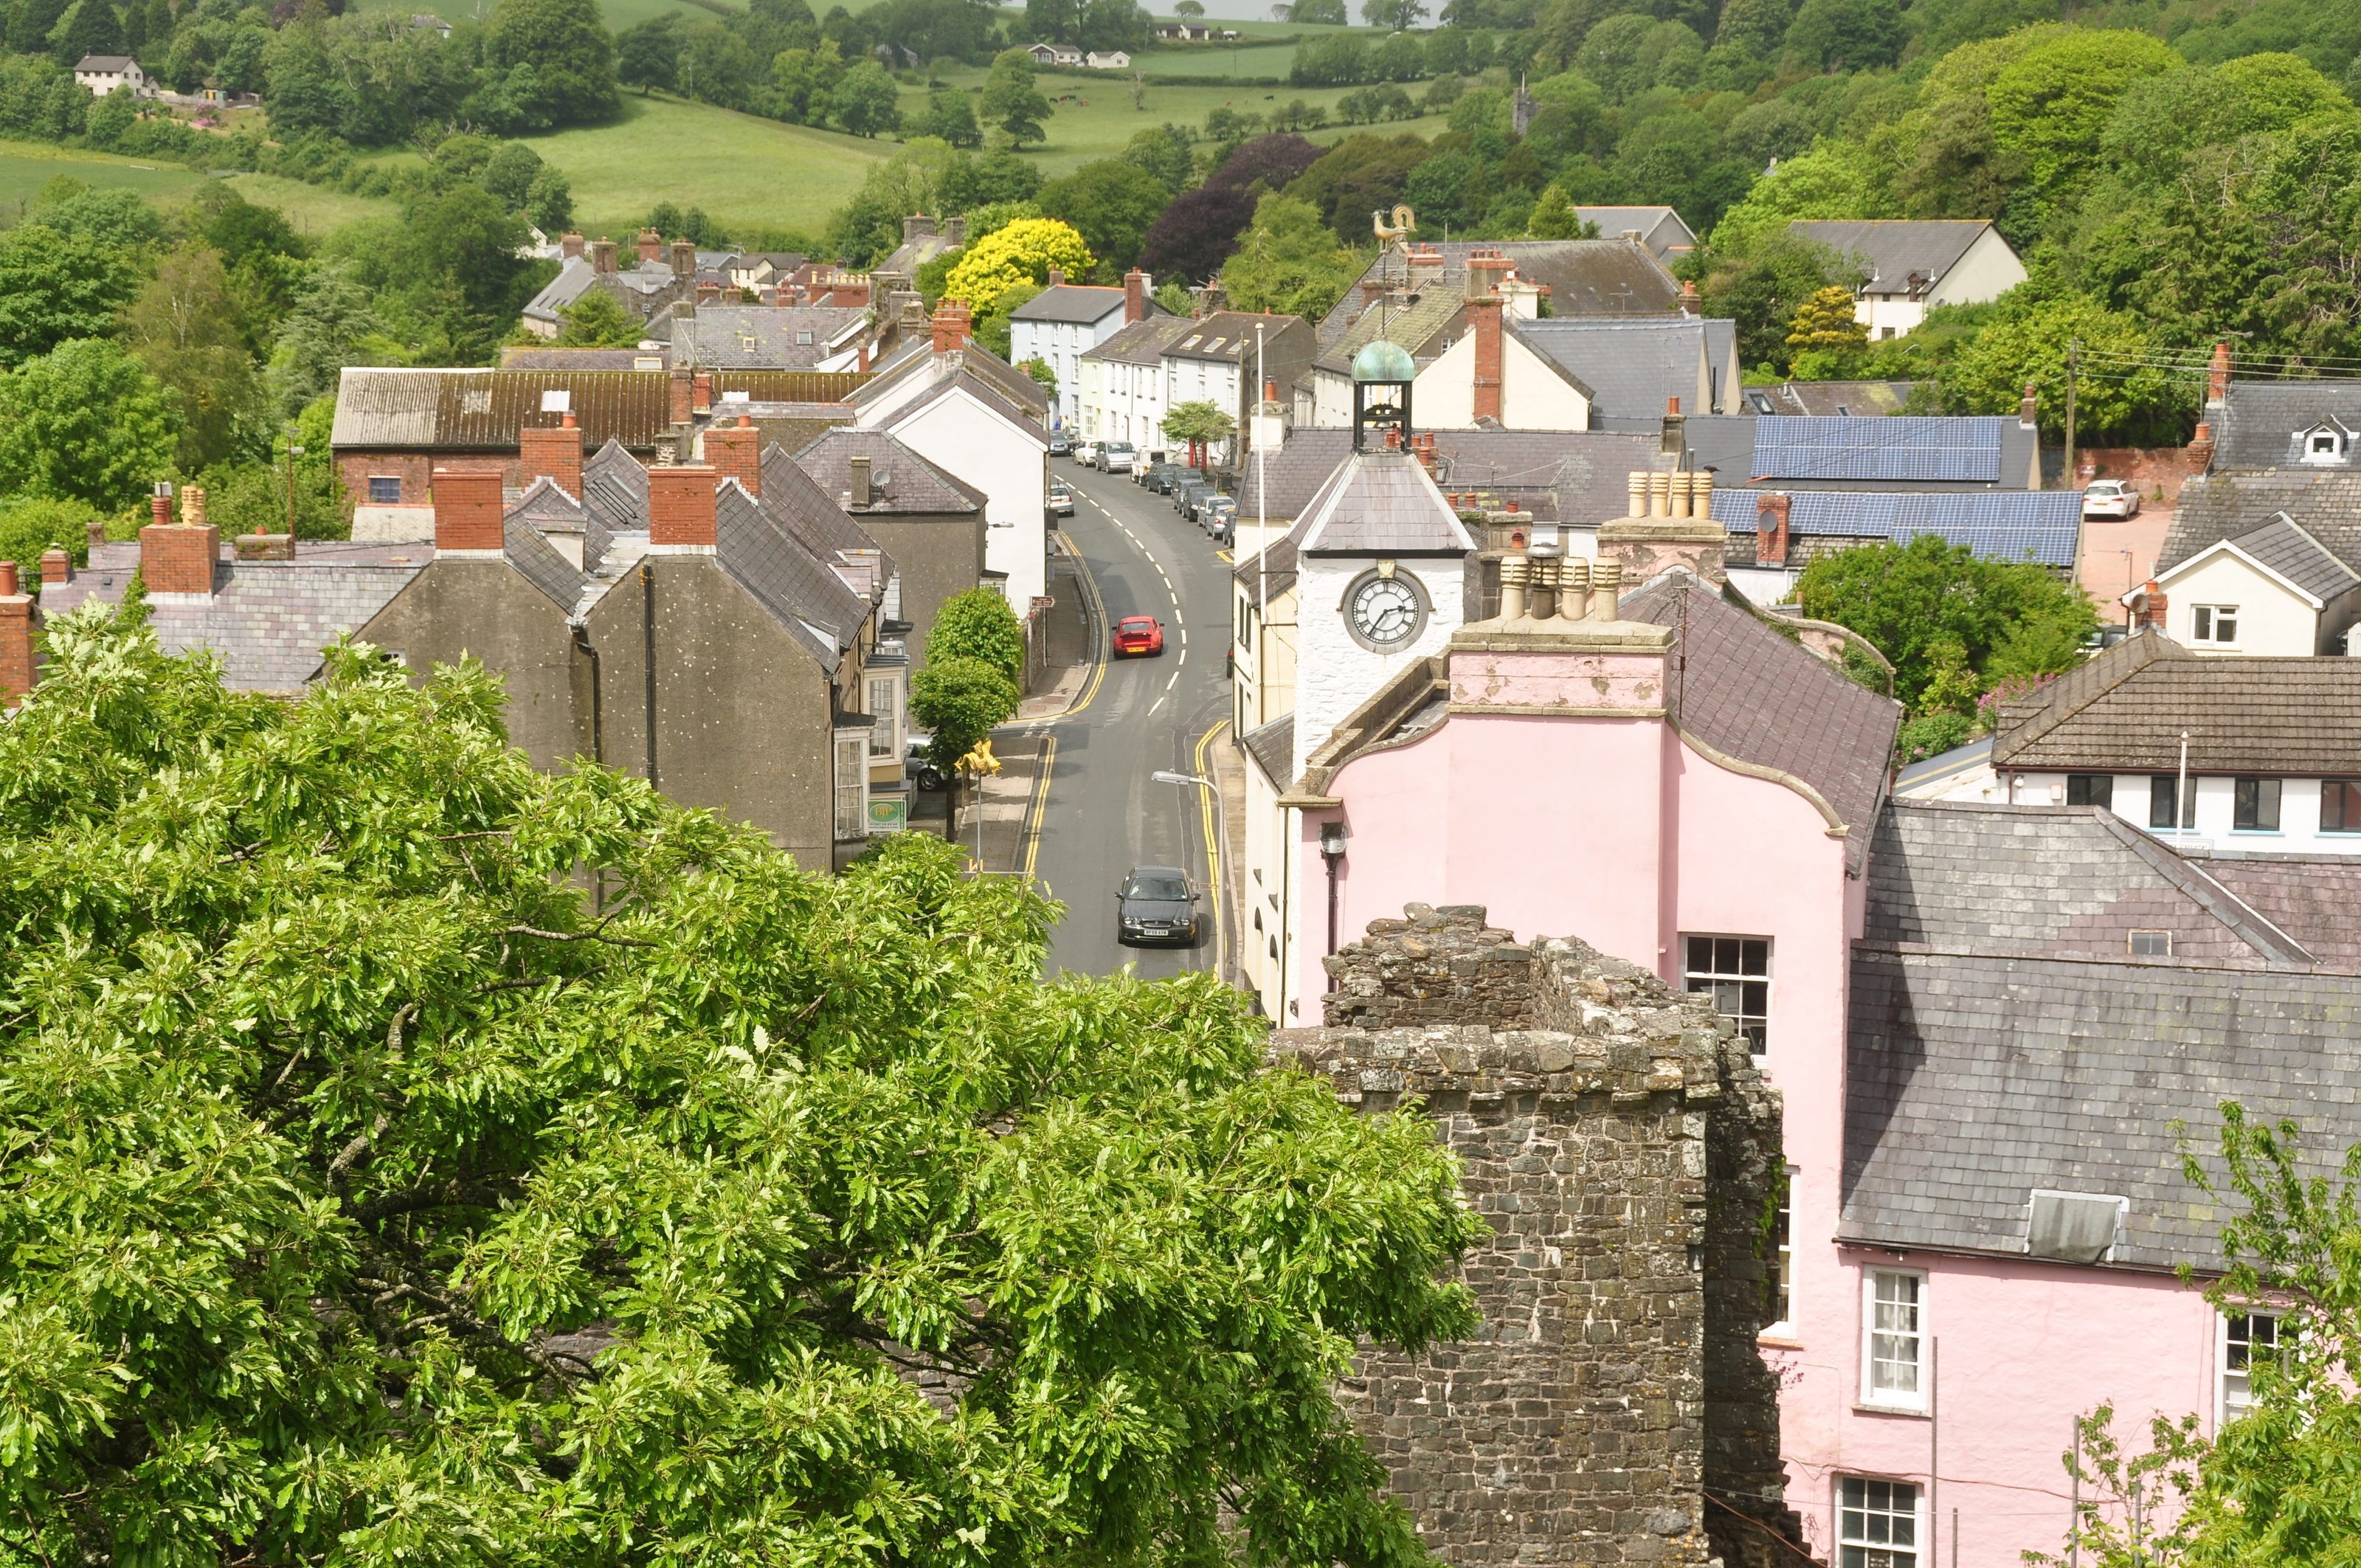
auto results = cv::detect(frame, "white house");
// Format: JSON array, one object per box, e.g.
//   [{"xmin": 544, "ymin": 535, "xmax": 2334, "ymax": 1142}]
[
  {"xmin": 1084, "ymin": 49, "xmax": 1131, "ymax": 68},
  {"xmin": 1024, "ymin": 41, "xmax": 1082, "ymax": 65},
  {"xmin": 1980, "ymin": 631, "xmax": 2361, "ymax": 857},
  {"xmin": 73, "ymin": 55, "xmax": 149, "ymax": 95},
  {"xmin": 1008, "ymin": 271, "xmax": 1161, "ymax": 430},
  {"xmin": 1788, "ymin": 220, "xmax": 2028, "ymax": 339},
  {"xmin": 1079, "ymin": 315, "xmax": 1192, "ymax": 447},
  {"xmin": 2126, "ymin": 514, "xmax": 2361, "ymax": 657},
  {"xmin": 852, "ymin": 303, "xmax": 1051, "ymax": 611}
]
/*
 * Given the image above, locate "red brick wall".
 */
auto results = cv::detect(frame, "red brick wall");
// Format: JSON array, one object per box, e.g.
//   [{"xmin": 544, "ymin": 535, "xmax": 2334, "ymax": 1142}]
[
  {"xmin": 1468, "ymin": 296, "xmax": 1504, "ymax": 424},
  {"xmin": 704, "ymin": 421, "xmax": 761, "ymax": 496},
  {"xmin": 0, "ymin": 564, "xmax": 34, "ymax": 708},
  {"xmin": 432, "ymin": 469, "xmax": 505, "ymax": 551},
  {"xmin": 518, "ymin": 421, "xmax": 585, "ymax": 497},
  {"xmin": 649, "ymin": 466, "xmax": 719, "ymax": 548},
  {"xmin": 140, "ymin": 523, "xmax": 220, "ymax": 595},
  {"xmin": 2063, "ymin": 447, "xmax": 2188, "ymax": 504}
]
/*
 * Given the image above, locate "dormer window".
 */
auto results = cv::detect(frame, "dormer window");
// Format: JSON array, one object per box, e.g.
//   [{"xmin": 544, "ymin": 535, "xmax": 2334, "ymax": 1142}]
[{"xmin": 2301, "ymin": 424, "xmax": 2347, "ymax": 463}]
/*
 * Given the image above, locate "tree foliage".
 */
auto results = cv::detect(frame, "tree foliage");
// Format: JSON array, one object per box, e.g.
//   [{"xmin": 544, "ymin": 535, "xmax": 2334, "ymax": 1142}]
[
  {"xmin": 927, "ymin": 585, "xmax": 1029, "ymax": 685},
  {"xmin": 0, "ymin": 338, "xmax": 180, "ymax": 511},
  {"xmin": 0, "ymin": 610, "xmax": 1482, "ymax": 1567},
  {"xmin": 555, "ymin": 287, "xmax": 646, "ymax": 348},
  {"xmin": 979, "ymin": 49, "xmax": 1053, "ymax": 147},
  {"xmin": 0, "ymin": 220, "xmax": 142, "ymax": 370},
  {"xmin": 943, "ymin": 218, "xmax": 1095, "ymax": 305},
  {"xmin": 1037, "ymin": 159, "xmax": 1172, "ymax": 273},
  {"xmin": 1217, "ymin": 193, "xmax": 1363, "ymax": 322},
  {"xmin": 1794, "ymin": 534, "xmax": 2098, "ymax": 718}
]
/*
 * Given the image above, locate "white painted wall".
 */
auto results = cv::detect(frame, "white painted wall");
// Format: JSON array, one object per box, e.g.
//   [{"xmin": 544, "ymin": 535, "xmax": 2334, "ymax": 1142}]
[
  {"xmin": 2002, "ymin": 771, "xmax": 2361, "ymax": 857},
  {"xmin": 874, "ymin": 391, "xmax": 1048, "ymax": 607},
  {"xmin": 1414, "ymin": 331, "xmax": 1591, "ymax": 431},
  {"xmin": 2157, "ymin": 550, "xmax": 2335, "ymax": 656},
  {"xmin": 1291, "ymin": 552, "xmax": 1468, "ymax": 778},
  {"xmin": 1929, "ymin": 227, "xmax": 2030, "ymax": 308},
  {"xmin": 1012, "ymin": 305, "xmax": 1126, "ymax": 430}
]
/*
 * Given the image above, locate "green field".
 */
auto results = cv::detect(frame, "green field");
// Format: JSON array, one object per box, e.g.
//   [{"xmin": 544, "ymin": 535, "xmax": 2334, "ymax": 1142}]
[
  {"xmin": 0, "ymin": 139, "xmax": 399, "ymax": 235},
  {"xmin": 520, "ymin": 91, "xmax": 889, "ymax": 237}
]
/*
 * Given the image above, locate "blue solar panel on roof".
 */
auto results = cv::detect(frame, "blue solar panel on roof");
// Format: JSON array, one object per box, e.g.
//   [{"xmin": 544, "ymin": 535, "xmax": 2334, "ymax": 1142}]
[
  {"xmin": 1710, "ymin": 488, "xmax": 2080, "ymax": 566},
  {"xmin": 1748, "ymin": 417, "xmax": 2007, "ymax": 483}
]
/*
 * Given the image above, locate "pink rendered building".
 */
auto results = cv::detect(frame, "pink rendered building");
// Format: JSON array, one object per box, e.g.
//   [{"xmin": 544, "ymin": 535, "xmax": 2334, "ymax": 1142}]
[{"xmin": 1277, "ymin": 553, "xmax": 2361, "ymax": 1567}]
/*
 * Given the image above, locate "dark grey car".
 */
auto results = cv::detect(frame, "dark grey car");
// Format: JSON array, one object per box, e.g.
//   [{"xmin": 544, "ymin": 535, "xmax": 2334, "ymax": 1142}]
[{"xmin": 1116, "ymin": 865, "xmax": 1200, "ymax": 946}]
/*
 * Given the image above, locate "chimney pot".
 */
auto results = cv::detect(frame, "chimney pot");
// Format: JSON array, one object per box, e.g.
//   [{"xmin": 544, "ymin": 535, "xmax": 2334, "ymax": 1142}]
[
  {"xmin": 648, "ymin": 465, "xmax": 721, "ymax": 549},
  {"xmin": 2208, "ymin": 340, "xmax": 2232, "ymax": 406},
  {"xmin": 0, "ymin": 561, "xmax": 17, "ymax": 595},
  {"xmin": 672, "ymin": 238, "xmax": 696, "ymax": 279},
  {"xmin": 1560, "ymin": 556, "xmax": 1591, "ymax": 621},
  {"xmin": 430, "ymin": 468, "xmax": 505, "ymax": 554},
  {"xmin": 1648, "ymin": 471, "xmax": 1671, "ymax": 519},
  {"xmin": 1627, "ymin": 472, "xmax": 1647, "ymax": 518},
  {"xmin": 636, "ymin": 227, "xmax": 663, "ymax": 265},
  {"xmin": 1499, "ymin": 553, "xmax": 1529, "ymax": 621},
  {"xmin": 1668, "ymin": 469, "xmax": 1691, "ymax": 520},
  {"xmin": 1589, "ymin": 558, "xmax": 1622, "ymax": 621},
  {"xmin": 2019, "ymin": 381, "xmax": 2039, "ymax": 426}
]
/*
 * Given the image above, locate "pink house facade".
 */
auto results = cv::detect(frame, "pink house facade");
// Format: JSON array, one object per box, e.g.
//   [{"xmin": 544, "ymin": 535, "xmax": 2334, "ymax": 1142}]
[{"xmin": 1273, "ymin": 552, "xmax": 2361, "ymax": 1565}]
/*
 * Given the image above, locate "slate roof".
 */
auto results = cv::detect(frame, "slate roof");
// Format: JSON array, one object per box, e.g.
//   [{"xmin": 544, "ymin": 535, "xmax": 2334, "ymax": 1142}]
[
  {"xmin": 1991, "ymin": 631, "xmax": 2361, "ymax": 776},
  {"xmin": 1709, "ymin": 487, "xmax": 2083, "ymax": 567},
  {"xmin": 756, "ymin": 442, "xmax": 896, "ymax": 587},
  {"xmin": 333, "ymin": 369, "xmax": 866, "ymax": 452},
  {"xmin": 2197, "ymin": 514, "xmax": 2361, "ymax": 602},
  {"xmin": 671, "ymin": 305, "xmax": 866, "ymax": 370},
  {"xmin": 2160, "ymin": 469, "xmax": 2361, "ymax": 578},
  {"xmin": 1513, "ymin": 317, "xmax": 1718, "ymax": 425},
  {"xmin": 1082, "ymin": 314, "xmax": 1195, "ymax": 367},
  {"xmin": 1743, "ymin": 380, "xmax": 1912, "ymax": 417},
  {"xmin": 713, "ymin": 483, "xmax": 871, "ymax": 671},
  {"xmin": 1232, "ymin": 534, "xmax": 1298, "ymax": 597},
  {"xmin": 41, "ymin": 541, "xmax": 429, "ymax": 692},
  {"xmin": 1789, "ymin": 220, "xmax": 2000, "ymax": 297},
  {"xmin": 1842, "ymin": 943, "xmax": 2361, "ymax": 1269},
  {"xmin": 1164, "ymin": 312, "xmax": 1302, "ymax": 363},
  {"xmin": 505, "ymin": 482, "xmax": 589, "ymax": 610},
  {"xmin": 1289, "ymin": 449, "xmax": 1477, "ymax": 556},
  {"xmin": 1235, "ymin": 429, "xmax": 1659, "ymax": 522},
  {"xmin": 1311, "ymin": 289, "xmax": 1467, "ymax": 375},
  {"xmin": 1863, "ymin": 801, "xmax": 2312, "ymax": 970},
  {"xmin": 794, "ymin": 428, "xmax": 983, "ymax": 515},
  {"xmin": 1684, "ymin": 413, "xmax": 2037, "ymax": 491},
  {"xmin": 1618, "ymin": 572, "xmax": 1901, "ymax": 873},
  {"xmin": 499, "ymin": 348, "xmax": 651, "ymax": 370},
  {"xmin": 876, "ymin": 365, "xmax": 1051, "ymax": 445},
  {"xmin": 1242, "ymin": 713, "xmax": 1294, "ymax": 782},
  {"xmin": 2200, "ymin": 854, "xmax": 2361, "ymax": 971},
  {"xmin": 522, "ymin": 256, "xmax": 598, "ymax": 323},
  {"xmin": 75, "ymin": 55, "xmax": 136, "ymax": 69},
  {"xmin": 1316, "ymin": 240, "xmax": 1680, "ymax": 348},
  {"xmin": 2212, "ymin": 380, "xmax": 2361, "ymax": 469},
  {"xmin": 1573, "ymin": 206, "xmax": 1696, "ymax": 257},
  {"xmin": 1009, "ymin": 285, "xmax": 1131, "ymax": 325}
]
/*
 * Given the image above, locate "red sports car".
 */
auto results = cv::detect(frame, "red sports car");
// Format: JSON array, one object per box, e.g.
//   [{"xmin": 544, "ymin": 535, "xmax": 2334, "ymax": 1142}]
[{"xmin": 1112, "ymin": 615, "xmax": 1165, "ymax": 657}]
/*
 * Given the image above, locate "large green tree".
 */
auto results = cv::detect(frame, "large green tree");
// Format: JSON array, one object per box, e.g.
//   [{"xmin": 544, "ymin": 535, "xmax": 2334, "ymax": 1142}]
[
  {"xmin": 1217, "ymin": 193, "xmax": 1363, "ymax": 322},
  {"xmin": 0, "ymin": 221, "xmax": 141, "ymax": 370},
  {"xmin": 0, "ymin": 610, "xmax": 1482, "ymax": 1567},
  {"xmin": 0, "ymin": 338, "xmax": 181, "ymax": 510},
  {"xmin": 125, "ymin": 243, "xmax": 269, "ymax": 474},
  {"xmin": 1037, "ymin": 158, "xmax": 1171, "ymax": 272},
  {"xmin": 979, "ymin": 48, "xmax": 1052, "ymax": 147},
  {"xmin": 484, "ymin": 0, "xmax": 619, "ymax": 128}
]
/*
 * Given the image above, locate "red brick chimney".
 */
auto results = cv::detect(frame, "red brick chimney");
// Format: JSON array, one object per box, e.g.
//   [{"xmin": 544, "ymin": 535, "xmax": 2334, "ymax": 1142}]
[
  {"xmin": 561, "ymin": 231, "xmax": 585, "ymax": 260},
  {"xmin": 2019, "ymin": 381, "xmax": 2039, "ymax": 427},
  {"xmin": 649, "ymin": 466, "xmax": 719, "ymax": 549},
  {"xmin": 141, "ymin": 486, "xmax": 219, "ymax": 595},
  {"xmin": 432, "ymin": 469, "xmax": 505, "ymax": 553},
  {"xmin": 0, "ymin": 560, "xmax": 34, "ymax": 709},
  {"xmin": 669, "ymin": 367, "xmax": 694, "ymax": 426},
  {"xmin": 1755, "ymin": 491, "xmax": 1791, "ymax": 567},
  {"xmin": 39, "ymin": 548, "xmax": 70, "ymax": 587},
  {"xmin": 518, "ymin": 412, "xmax": 584, "ymax": 498},
  {"xmin": 1124, "ymin": 269, "xmax": 1149, "ymax": 324},
  {"xmin": 2133, "ymin": 579, "xmax": 2168, "ymax": 632},
  {"xmin": 1467, "ymin": 289, "xmax": 1504, "ymax": 424},
  {"xmin": 1679, "ymin": 277, "xmax": 1699, "ymax": 314},
  {"xmin": 635, "ymin": 227, "xmax": 663, "ymax": 265},
  {"xmin": 2208, "ymin": 340, "xmax": 2232, "ymax": 407},
  {"xmin": 2185, "ymin": 421, "xmax": 2215, "ymax": 475},
  {"xmin": 705, "ymin": 415, "xmax": 761, "ymax": 497},
  {"xmin": 592, "ymin": 237, "xmax": 618, "ymax": 274},
  {"xmin": 691, "ymin": 371, "xmax": 713, "ymax": 415},
  {"xmin": 932, "ymin": 300, "xmax": 971, "ymax": 353}
]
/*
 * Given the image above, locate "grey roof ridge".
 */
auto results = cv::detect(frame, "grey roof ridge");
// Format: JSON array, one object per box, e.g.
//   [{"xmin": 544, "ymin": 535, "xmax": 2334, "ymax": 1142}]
[
  {"xmin": 2089, "ymin": 809, "xmax": 2318, "ymax": 969},
  {"xmin": 2236, "ymin": 511, "xmax": 2361, "ymax": 597},
  {"xmin": 1990, "ymin": 632, "xmax": 2178, "ymax": 767},
  {"xmin": 1501, "ymin": 315, "xmax": 1597, "ymax": 401}
]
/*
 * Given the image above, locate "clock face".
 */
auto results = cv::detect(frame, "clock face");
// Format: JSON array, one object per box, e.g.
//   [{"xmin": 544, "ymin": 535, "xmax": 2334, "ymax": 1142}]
[{"xmin": 1348, "ymin": 571, "xmax": 1425, "ymax": 649}]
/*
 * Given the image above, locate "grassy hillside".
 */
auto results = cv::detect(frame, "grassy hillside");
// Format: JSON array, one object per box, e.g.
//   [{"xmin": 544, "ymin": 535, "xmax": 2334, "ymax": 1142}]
[
  {"xmin": 520, "ymin": 92, "xmax": 889, "ymax": 236},
  {"xmin": 0, "ymin": 139, "xmax": 398, "ymax": 234}
]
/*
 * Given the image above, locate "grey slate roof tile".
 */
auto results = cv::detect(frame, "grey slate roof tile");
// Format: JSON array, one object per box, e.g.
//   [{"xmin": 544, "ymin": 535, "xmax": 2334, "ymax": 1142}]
[
  {"xmin": 2159, "ymin": 469, "xmax": 2361, "ymax": 578},
  {"xmin": 793, "ymin": 428, "xmax": 983, "ymax": 515}
]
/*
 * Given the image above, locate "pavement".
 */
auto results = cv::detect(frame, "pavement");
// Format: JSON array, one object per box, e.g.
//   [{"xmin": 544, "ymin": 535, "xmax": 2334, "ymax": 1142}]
[{"xmin": 975, "ymin": 461, "xmax": 1242, "ymax": 980}]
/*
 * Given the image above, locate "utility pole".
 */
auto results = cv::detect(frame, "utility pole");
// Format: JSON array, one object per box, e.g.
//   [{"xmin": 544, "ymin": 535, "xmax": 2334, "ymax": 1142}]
[
  {"xmin": 2063, "ymin": 338, "xmax": 2079, "ymax": 492},
  {"xmin": 283, "ymin": 432, "xmax": 304, "ymax": 536}
]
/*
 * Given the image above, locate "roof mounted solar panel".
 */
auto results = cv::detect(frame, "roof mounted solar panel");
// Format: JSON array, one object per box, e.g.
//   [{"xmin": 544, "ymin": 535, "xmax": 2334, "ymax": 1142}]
[{"xmin": 1750, "ymin": 416, "xmax": 2006, "ymax": 483}]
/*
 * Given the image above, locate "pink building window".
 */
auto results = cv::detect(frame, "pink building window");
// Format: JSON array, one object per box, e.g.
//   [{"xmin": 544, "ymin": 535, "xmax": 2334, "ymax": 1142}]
[
  {"xmin": 1837, "ymin": 1477, "xmax": 1920, "ymax": 1568},
  {"xmin": 1862, "ymin": 1270, "xmax": 1926, "ymax": 1412},
  {"xmin": 2219, "ymin": 1310, "xmax": 2279, "ymax": 1426},
  {"xmin": 1682, "ymin": 935, "xmax": 1769, "ymax": 1054}
]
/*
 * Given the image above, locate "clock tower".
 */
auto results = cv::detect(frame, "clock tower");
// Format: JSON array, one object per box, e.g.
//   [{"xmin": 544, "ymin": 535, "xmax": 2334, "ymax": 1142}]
[{"xmin": 1290, "ymin": 339, "xmax": 1479, "ymax": 779}]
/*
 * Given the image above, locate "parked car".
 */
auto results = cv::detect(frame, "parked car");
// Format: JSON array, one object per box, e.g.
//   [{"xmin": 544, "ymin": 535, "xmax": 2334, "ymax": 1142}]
[
  {"xmin": 1072, "ymin": 440, "xmax": 1101, "ymax": 467},
  {"xmin": 1111, "ymin": 614, "xmax": 1165, "ymax": 657},
  {"xmin": 1099, "ymin": 441, "xmax": 1136, "ymax": 474},
  {"xmin": 1047, "ymin": 431, "xmax": 1071, "ymax": 457},
  {"xmin": 1175, "ymin": 481, "xmax": 1212, "ymax": 517},
  {"xmin": 1207, "ymin": 514, "xmax": 1234, "ymax": 547},
  {"xmin": 1201, "ymin": 495, "xmax": 1237, "ymax": 535},
  {"xmin": 1155, "ymin": 465, "xmax": 1201, "ymax": 496},
  {"xmin": 1048, "ymin": 479, "xmax": 1074, "ymax": 517},
  {"xmin": 905, "ymin": 734, "xmax": 945, "ymax": 792},
  {"xmin": 1116, "ymin": 865, "xmax": 1200, "ymax": 946},
  {"xmin": 2083, "ymin": 480, "xmax": 2142, "ymax": 519},
  {"xmin": 1186, "ymin": 486, "xmax": 1227, "ymax": 525}
]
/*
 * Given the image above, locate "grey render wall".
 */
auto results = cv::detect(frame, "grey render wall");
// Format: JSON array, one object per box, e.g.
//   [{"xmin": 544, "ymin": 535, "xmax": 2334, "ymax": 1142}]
[
  {"xmin": 1272, "ymin": 904, "xmax": 1799, "ymax": 1568},
  {"xmin": 360, "ymin": 559, "xmax": 582, "ymax": 769},
  {"xmin": 851, "ymin": 511, "xmax": 986, "ymax": 667},
  {"xmin": 585, "ymin": 559, "xmax": 840, "ymax": 871}
]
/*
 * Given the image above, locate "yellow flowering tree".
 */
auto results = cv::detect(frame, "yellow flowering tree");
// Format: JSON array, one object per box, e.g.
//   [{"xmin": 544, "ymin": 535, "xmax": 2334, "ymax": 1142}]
[{"xmin": 942, "ymin": 218, "xmax": 1095, "ymax": 305}]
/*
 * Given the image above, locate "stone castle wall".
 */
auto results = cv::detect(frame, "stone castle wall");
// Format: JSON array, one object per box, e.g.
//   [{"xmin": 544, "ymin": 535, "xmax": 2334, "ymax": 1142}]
[{"xmin": 1272, "ymin": 904, "xmax": 1800, "ymax": 1568}]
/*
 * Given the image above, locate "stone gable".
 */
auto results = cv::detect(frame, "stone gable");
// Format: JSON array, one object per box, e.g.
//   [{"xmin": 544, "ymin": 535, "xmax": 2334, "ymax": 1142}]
[{"xmin": 1273, "ymin": 904, "xmax": 1800, "ymax": 1568}]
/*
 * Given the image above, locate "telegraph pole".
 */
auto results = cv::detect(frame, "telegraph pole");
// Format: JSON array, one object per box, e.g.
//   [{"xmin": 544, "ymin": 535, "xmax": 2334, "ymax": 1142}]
[{"xmin": 2063, "ymin": 339, "xmax": 2079, "ymax": 491}]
